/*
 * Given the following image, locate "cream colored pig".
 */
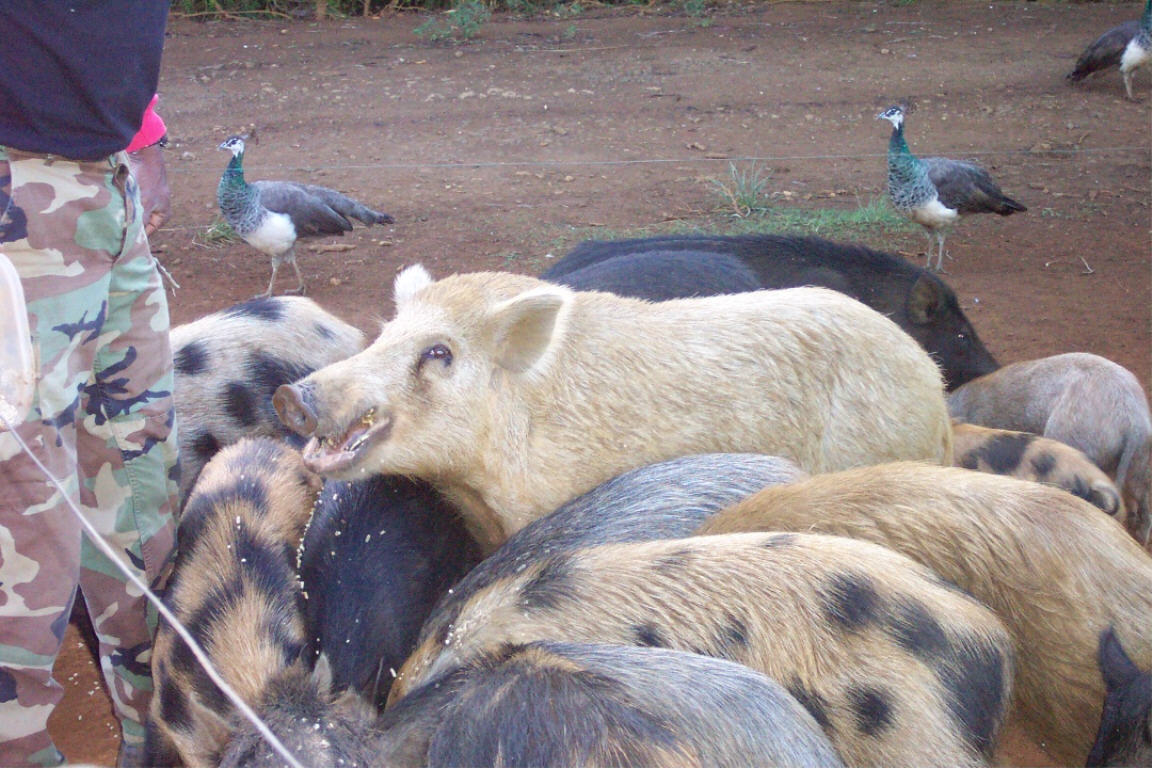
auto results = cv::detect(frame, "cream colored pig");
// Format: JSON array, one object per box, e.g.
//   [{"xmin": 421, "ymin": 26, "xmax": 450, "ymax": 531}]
[{"xmin": 275, "ymin": 265, "xmax": 951, "ymax": 550}]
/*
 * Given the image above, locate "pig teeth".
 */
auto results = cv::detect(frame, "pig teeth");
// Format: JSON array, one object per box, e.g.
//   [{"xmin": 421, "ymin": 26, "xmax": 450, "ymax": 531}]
[{"xmin": 343, "ymin": 409, "xmax": 377, "ymax": 452}]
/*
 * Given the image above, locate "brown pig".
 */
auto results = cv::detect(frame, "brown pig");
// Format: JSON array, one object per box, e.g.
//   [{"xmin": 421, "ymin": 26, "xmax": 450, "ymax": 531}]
[
  {"xmin": 947, "ymin": 352, "xmax": 1152, "ymax": 544},
  {"xmin": 388, "ymin": 532, "xmax": 1015, "ymax": 768},
  {"xmin": 274, "ymin": 265, "xmax": 952, "ymax": 551},
  {"xmin": 143, "ymin": 438, "xmax": 321, "ymax": 768},
  {"xmin": 951, "ymin": 420, "xmax": 1125, "ymax": 520},
  {"xmin": 696, "ymin": 461, "xmax": 1152, "ymax": 766}
]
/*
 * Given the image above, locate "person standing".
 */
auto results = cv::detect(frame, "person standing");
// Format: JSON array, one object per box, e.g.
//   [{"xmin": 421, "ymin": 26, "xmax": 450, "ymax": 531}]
[{"xmin": 0, "ymin": 2, "xmax": 179, "ymax": 766}]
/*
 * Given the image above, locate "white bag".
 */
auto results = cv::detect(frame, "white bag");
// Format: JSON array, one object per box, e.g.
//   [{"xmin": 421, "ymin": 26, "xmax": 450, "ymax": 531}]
[{"xmin": 0, "ymin": 251, "xmax": 34, "ymax": 430}]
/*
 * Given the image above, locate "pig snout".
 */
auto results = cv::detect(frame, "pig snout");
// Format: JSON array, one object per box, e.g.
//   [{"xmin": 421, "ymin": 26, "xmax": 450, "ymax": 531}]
[{"xmin": 274, "ymin": 383, "xmax": 319, "ymax": 436}]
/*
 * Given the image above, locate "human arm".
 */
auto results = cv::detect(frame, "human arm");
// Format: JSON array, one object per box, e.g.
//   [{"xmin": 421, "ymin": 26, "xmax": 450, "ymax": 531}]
[{"xmin": 127, "ymin": 95, "xmax": 171, "ymax": 237}]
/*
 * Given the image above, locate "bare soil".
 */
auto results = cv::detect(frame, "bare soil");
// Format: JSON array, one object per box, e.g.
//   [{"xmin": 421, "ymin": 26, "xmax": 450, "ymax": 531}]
[{"xmin": 50, "ymin": 2, "xmax": 1150, "ymax": 765}]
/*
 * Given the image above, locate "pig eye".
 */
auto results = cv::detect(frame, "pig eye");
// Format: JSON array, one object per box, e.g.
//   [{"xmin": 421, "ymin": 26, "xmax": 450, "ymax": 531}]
[{"xmin": 419, "ymin": 343, "xmax": 453, "ymax": 369}]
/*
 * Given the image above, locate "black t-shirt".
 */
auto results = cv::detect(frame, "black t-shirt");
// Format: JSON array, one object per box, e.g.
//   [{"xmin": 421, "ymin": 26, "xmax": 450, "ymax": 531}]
[{"xmin": 0, "ymin": 1, "xmax": 168, "ymax": 160}]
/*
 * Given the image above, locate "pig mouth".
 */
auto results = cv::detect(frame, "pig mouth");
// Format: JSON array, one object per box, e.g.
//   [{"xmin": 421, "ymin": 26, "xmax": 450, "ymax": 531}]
[{"xmin": 302, "ymin": 407, "xmax": 392, "ymax": 475}]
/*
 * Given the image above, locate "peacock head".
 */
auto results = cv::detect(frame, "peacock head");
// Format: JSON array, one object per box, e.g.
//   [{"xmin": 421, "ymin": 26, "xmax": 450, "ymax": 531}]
[
  {"xmin": 876, "ymin": 105, "xmax": 906, "ymax": 130},
  {"xmin": 218, "ymin": 135, "xmax": 247, "ymax": 157}
]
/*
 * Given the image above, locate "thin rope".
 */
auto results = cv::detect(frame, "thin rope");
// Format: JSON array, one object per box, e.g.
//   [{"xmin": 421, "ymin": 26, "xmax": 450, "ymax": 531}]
[
  {"xmin": 0, "ymin": 411, "xmax": 306, "ymax": 768},
  {"xmin": 172, "ymin": 144, "xmax": 1151, "ymax": 175}
]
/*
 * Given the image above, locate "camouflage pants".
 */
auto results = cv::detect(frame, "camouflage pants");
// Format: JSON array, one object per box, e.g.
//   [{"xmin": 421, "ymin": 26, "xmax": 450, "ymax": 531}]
[{"xmin": 0, "ymin": 147, "xmax": 178, "ymax": 766}]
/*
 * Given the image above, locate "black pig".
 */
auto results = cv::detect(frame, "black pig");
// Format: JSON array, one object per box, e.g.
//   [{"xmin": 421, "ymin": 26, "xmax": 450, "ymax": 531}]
[
  {"xmin": 549, "ymin": 248, "xmax": 760, "ymax": 299},
  {"xmin": 298, "ymin": 476, "xmax": 483, "ymax": 707},
  {"xmin": 543, "ymin": 234, "xmax": 998, "ymax": 390}
]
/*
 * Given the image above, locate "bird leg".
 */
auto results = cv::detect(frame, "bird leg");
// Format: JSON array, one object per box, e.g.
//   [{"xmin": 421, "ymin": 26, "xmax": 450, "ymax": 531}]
[
  {"xmin": 933, "ymin": 231, "xmax": 950, "ymax": 274},
  {"xmin": 921, "ymin": 231, "xmax": 937, "ymax": 272},
  {"xmin": 284, "ymin": 253, "xmax": 307, "ymax": 296},
  {"xmin": 1123, "ymin": 71, "xmax": 1141, "ymax": 101},
  {"xmin": 256, "ymin": 259, "xmax": 280, "ymax": 299}
]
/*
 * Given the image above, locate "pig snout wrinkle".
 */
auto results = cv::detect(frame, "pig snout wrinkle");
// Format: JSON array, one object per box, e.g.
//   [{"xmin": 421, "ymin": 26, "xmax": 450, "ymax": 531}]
[{"xmin": 274, "ymin": 383, "xmax": 318, "ymax": 436}]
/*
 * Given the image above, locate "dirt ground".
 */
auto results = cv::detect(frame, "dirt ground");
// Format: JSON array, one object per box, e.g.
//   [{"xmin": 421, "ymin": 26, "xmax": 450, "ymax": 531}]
[{"xmin": 48, "ymin": 1, "xmax": 1149, "ymax": 764}]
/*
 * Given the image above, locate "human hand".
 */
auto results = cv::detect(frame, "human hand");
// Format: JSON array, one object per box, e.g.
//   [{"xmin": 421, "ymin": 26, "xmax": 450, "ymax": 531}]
[{"xmin": 127, "ymin": 142, "xmax": 172, "ymax": 237}]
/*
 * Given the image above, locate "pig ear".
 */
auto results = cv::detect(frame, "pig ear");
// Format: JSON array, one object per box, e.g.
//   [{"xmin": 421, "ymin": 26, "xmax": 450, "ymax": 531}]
[
  {"xmin": 487, "ymin": 286, "xmax": 570, "ymax": 373},
  {"xmin": 907, "ymin": 275, "xmax": 943, "ymax": 324},
  {"xmin": 311, "ymin": 651, "xmax": 335, "ymax": 694},
  {"xmin": 394, "ymin": 264, "xmax": 434, "ymax": 308},
  {"xmin": 1098, "ymin": 626, "xmax": 1140, "ymax": 692},
  {"xmin": 189, "ymin": 697, "xmax": 233, "ymax": 746}
]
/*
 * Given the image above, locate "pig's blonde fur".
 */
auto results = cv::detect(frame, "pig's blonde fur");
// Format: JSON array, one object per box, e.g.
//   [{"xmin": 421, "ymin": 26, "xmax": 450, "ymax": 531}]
[
  {"xmin": 698, "ymin": 461, "xmax": 1152, "ymax": 766},
  {"xmin": 301, "ymin": 267, "xmax": 952, "ymax": 550}
]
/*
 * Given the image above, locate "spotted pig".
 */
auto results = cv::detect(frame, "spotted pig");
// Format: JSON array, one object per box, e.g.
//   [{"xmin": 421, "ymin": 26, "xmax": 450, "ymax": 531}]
[
  {"xmin": 423, "ymin": 452, "xmax": 806, "ymax": 650},
  {"xmin": 274, "ymin": 265, "xmax": 952, "ymax": 551},
  {"xmin": 171, "ymin": 296, "xmax": 364, "ymax": 507},
  {"xmin": 390, "ymin": 532, "xmax": 1015, "ymax": 768},
  {"xmin": 698, "ymin": 461, "xmax": 1152, "ymax": 766},
  {"xmin": 420, "ymin": 641, "xmax": 845, "ymax": 768},
  {"xmin": 951, "ymin": 420, "xmax": 1124, "ymax": 519}
]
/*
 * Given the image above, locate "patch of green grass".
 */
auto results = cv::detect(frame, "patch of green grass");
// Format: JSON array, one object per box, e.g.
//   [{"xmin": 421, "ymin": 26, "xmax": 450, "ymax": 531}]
[
  {"xmin": 683, "ymin": 0, "xmax": 709, "ymax": 17},
  {"xmin": 551, "ymin": 2, "xmax": 584, "ymax": 18},
  {"xmin": 706, "ymin": 162, "xmax": 911, "ymax": 242},
  {"xmin": 497, "ymin": 250, "xmax": 547, "ymax": 272},
  {"xmin": 414, "ymin": 0, "xmax": 492, "ymax": 42},
  {"xmin": 748, "ymin": 196, "xmax": 911, "ymax": 239},
  {"xmin": 172, "ymin": 0, "xmax": 283, "ymax": 17},
  {"xmin": 556, "ymin": 196, "xmax": 916, "ymax": 256},
  {"xmin": 501, "ymin": 0, "xmax": 578, "ymax": 18},
  {"xmin": 709, "ymin": 161, "xmax": 772, "ymax": 218},
  {"xmin": 198, "ymin": 218, "xmax": 240, "ymax": 246}
]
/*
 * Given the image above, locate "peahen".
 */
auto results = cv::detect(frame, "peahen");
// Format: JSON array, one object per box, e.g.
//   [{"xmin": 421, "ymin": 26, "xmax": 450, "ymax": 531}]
[
  {"xmin": 877, "ymin": 105, "xmax": 1027, "ymax": 273},
  {"xmin": 217, "ymin": 135, "xmax": 394, "ymax": 298},
  {"xmin": 1067, "ymin": 0, "xmax": 1151, "ymax": 101}
]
